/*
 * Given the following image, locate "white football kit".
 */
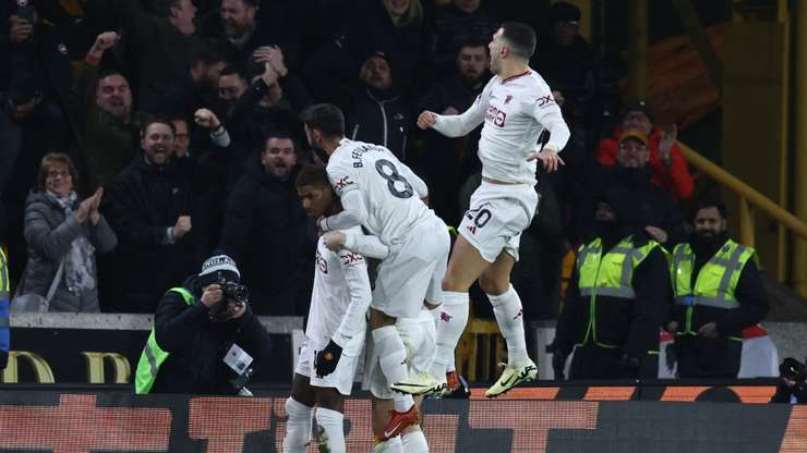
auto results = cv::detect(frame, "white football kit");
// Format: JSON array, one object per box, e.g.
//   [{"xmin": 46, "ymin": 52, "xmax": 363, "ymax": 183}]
[
  {"xmin": 323, "ymin": 138, "xmax": 450, "ymax": 318},
  {"xmin": 432, "ymin": 69, "xmax": 570, "ymax": 262},
  {"xmin": 295, "ymin": 226, "xmax": 371, "ymax": 396}
]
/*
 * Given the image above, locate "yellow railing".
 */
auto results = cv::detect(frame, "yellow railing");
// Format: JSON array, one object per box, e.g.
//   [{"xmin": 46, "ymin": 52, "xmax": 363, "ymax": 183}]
[{"xmin": 678, "ymin": 141, "xmax": 807, "ymax": 245}]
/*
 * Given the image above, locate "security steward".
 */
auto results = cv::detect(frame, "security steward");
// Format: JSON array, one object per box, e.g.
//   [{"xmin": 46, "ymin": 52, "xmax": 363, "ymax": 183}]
[
  {"xmin": 552, "ymin": 189, "xmax": 671, "ymax": 379},
  {"xmin": 135, "ymin": 254, "xmax": 272, "ymax": 394},
  {"xmin": 666, "ymin": 200, "xmax": 768, "ymax": 378}
]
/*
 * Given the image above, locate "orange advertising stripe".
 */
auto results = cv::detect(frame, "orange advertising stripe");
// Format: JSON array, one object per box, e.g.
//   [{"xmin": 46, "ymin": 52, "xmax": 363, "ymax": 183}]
[
  {"xmin": 729, "ymin": 386, "xmax": 777, "ymax": 404},
  {"xmin": 660, "ymin": 386, "xmax": 711, "ymax": 402},
  {"xmin": 470, "ymin": 387, "xmax": 560, "ymax": 400},
  {"xmin": 584, "ymin": 387, "xmax": 636, "ymax": 401},
  {"xmin": 779, "ymin": 406, "xmax": 807, "ymax": 453}
]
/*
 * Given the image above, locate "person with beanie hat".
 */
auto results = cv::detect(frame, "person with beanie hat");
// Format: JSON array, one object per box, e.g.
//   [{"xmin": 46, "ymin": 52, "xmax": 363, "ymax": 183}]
[
  {"xmin": 134, "ymin": 253, "xmax": 272, "ymax": 394},
  {"xmin": 551, "ymin": 189, "xmax": 672, "ymax": 380}
]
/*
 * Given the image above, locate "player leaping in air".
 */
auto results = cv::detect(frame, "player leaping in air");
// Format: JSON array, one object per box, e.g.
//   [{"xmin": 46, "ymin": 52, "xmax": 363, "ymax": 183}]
[
  {"xmin": 301, "ymin": 104, "xmax": 451, "ymax": 440},
  {"xmin": 414, "ymin": 22, "xmax": 570, "ymax": 398}
]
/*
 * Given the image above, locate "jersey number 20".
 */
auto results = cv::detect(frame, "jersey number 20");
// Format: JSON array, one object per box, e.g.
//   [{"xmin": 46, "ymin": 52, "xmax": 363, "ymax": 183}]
[{"xmin": 375, "ymin": 159, "xmax": 413, "ymax": 199}]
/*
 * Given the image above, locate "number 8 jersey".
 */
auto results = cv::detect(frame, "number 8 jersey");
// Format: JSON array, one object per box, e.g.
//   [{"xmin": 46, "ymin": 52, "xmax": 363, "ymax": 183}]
[{"xmin": 326, "ymin": 138, "xmax": 433, "ymax": 246}]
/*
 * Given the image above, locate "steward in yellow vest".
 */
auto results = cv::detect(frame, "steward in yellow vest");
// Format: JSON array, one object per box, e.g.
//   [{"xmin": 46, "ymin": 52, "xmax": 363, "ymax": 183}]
[
  {"xmin": 666, "ymin": 201, "xmax": 768, "ymax": 378},
  {"xmin": 553, "ymin": 192, "xmax": 671, "ymax": 380},
  {"xmin": 134, "ymin": 254, "xmax": 272, "ymax": 394}
]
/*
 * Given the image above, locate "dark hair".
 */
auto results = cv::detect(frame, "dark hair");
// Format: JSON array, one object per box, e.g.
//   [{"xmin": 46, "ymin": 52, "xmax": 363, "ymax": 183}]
[
  {"xmin": 140, "ymin": 117, "xmax": 176, "ymax": 137},
  {"xmin": 458, "ymin": 37, "xmax": 489, "ymax": 53},
  {"xmin": 501, "ymin": 22, "xmax": 537, "ymax": 59},
  {"xmin": 691, "ymin": 198, "xmax": 728, "ymax": 221},
  {"xmin": 295, "ymin": 164, "xmax": 330, "ymax": 189},
  {"xmin": 218, "ymin": 64, "xmax": 248, "ymax": 83},
  {"xmin": 263, "ymin": 130, "xmax": 298, "ymax": 153},
  {"xmin": 236, "ymin": 0, "xmax": 260, "ymax": 7},
  {"xmin": 190, "ymin": 40, "xmax": 229, "ymax": 67},
  {"xmin": 300, "ymin": 103, "xmax": 345, "ymax": 138},
  {"xmin": 37, "ymin": 153, "xmax": 79, "ymax": 192}
]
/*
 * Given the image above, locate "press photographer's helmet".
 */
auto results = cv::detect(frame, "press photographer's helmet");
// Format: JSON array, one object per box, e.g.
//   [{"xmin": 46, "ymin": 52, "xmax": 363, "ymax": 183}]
[{"xmin": 198, "ymin": 254, "xmax": 240, "ymax": 287}]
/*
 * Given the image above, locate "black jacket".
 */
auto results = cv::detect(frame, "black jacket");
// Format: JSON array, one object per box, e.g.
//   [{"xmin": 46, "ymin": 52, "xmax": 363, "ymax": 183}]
[
  {"xmin": 219, "ymin": 159, "xmax": 316, "ymax": 316},
  {"xmin": 576, "ymin": 165, "xmax": 686, "ymax": 247},
  {"xmin": 101, "ymin": 156, "xmax": 198, "ymax": 312},
  {"xmin": 669, "ymin": 240, "xmax": 769, "ymax": 340},
  {"xmin": 151, "ymin": 277, "xmax": 273, "ymax": 394},
  {"xmin": 347, "ymin": 87, "xmax": 410, "ymax": 161},
  {"xmin": 555, "ymin": 233, "xmax": 672, "ymax": 360}
]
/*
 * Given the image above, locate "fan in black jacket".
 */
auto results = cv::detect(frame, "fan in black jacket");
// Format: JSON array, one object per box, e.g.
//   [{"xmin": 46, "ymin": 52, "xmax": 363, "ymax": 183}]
[{"xmin": 219, "ymin": 132, "xmax": 316, "ymax": 316}]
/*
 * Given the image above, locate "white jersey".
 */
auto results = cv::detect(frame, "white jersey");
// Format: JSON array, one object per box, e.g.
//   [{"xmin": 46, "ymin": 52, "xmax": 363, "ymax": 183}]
[
  {"xmin": 305, "ymin": 226, "xmax": 371, "ymax": 356},
  {"xmin": 326, "ymin": 138, "xmax": 432, "ymax": 246},
  {"xmin": 433, "ymin": 69, "xmax": 570, "ymax": 185}
]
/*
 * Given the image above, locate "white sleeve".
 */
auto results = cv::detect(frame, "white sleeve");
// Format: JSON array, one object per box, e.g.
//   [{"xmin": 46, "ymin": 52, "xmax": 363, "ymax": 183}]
[
  {"xmin": 331, "ymin": 250, "xmax": 372, "ymax": 348},
  {"xmin": 529, "ymin": 89, "xmax": 571, "ymax": 152},
  {"xmin": 431, "ymin": 81, "xmax": 491, "ymax": 137},
  {"xmin": 322, "ymin": 190, "xmax": 367, "ymax": 232},
  {"xmin": 343, "ymin": 230, "xmax": 390, "ymax": 259}
]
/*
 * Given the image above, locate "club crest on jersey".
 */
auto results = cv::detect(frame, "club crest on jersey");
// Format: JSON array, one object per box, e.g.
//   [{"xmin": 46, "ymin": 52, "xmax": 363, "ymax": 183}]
[
  {"xmin": 334, "ymin": 176, "xmax": 354, "ymax": 191},
  {"xmin": 440, "ymin": 312, "xmax": 453, "ymax": 323},
  {"xmin": 504, "ymin": 95, "xmax": 513, "ymax": 104}
]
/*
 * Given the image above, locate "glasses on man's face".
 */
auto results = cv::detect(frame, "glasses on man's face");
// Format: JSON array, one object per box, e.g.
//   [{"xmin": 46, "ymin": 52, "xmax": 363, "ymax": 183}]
[{"xmin": 47, "ymin": 170, "xmax": 71, "ymax": 179}]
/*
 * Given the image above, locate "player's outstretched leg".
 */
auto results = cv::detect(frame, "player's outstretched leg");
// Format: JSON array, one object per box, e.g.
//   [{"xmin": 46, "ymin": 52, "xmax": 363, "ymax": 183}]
[{"xmin": 481, "ymin": 255, "xmax": 536, "ymax": 398}]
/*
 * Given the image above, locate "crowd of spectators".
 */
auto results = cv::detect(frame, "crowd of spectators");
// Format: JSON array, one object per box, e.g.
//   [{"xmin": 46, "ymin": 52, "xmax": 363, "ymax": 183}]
[{"xmin": 1, "ymin": 0, "xmax": 696, "ymax": 320}]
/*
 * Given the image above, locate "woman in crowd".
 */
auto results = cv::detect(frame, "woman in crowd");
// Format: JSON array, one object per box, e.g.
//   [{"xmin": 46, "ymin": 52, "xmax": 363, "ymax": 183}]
[{"xmin": 16, "ymin": 153, "xmax": 117, "ymax": 312}]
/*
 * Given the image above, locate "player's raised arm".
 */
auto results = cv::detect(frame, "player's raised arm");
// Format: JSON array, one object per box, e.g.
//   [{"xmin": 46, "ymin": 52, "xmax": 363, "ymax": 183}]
[
  {"xmin": 323, "ymin": 230, "xmax": 390, "ymax": 260},
  {"xmin": 418, "ymin": 82, "xmax": 491, "ymax": 137}
]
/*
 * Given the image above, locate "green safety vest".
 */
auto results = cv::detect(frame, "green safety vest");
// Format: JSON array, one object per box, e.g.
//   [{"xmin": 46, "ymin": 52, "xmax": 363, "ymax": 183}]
[
  {"xmin": 0, "ymin": 247, "xmax": 9, "ymax": 300},
  {"xmin": 670, "ymin": 240, "xmax": 756, "ymax": 336},
  {"xmin": 576, "ymin": 235, "xmax": 660, "ymax": 348},
  {"xmin": 134, "ymin": 287, "xmax": 195, "ymax": 394}
]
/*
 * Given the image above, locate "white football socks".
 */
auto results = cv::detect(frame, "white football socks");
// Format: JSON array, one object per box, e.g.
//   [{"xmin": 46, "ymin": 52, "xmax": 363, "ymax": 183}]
[
  {"xmin": 373, "ymin": 326, "xmax": 415, "ymax": 412},
  {"xmin": 430, "ymin": 291, "xmax": 469, "ymax": 379},
  {"xmin": 315, "ymin": 407, "xmax": 345, "ymax": 453},
  {"xmin": 282, "ymin": 397, "xmax": 312, "ymax": 453},
  {"xmin": 374, "ymin": 436, "xmax": 403, "ymax": 453},
  {"xmin": 489, "ymin": 285, "xmax": 530, "ymax": 367},
  {"xmin": 402, "ymin": 428, "xmax": 429, "ymax": 453}
]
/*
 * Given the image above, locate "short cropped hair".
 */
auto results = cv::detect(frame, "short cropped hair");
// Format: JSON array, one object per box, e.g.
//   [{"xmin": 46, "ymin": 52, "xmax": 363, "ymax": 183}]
[
  {"xmin": 140, "ymin": 117, "xmax": 176, "ymax": 137},
  {"xmin": 501, "ymin": 22, "xmax": 537, "ymax": 59},
  {"xmin": 37, "ymin": 153, "xmax": 79, "ymax": 192},
  {"xmin": 295, "ymin": 164, "xmax": 330, "ymax": 189},
  {"xmin": 691, "ymin": 198, "xmax": 728, "ymax": 221},
  {"xmin": 300, "ymin": 103, "xmax": 346, "ymax": 138}
]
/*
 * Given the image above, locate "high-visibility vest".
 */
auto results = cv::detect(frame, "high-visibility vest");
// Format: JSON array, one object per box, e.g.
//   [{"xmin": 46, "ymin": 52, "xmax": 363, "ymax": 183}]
[
  {"xmin": 576, "ymin": 236, "xmax": 660, "ymax": 348},
  {"xmin": 670, "ymin": 240, "xmax": 756, "ymax": 337},
  {"xmin": 0, "ymin": 248, "xmax": 9, "ymax": 366},
  {"xmin": 134, "ymin": 287, "xmax": 195, "ymax": 394}
]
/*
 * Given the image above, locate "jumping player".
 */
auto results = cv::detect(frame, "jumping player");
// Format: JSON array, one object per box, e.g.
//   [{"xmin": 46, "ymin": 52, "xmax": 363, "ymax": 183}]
[
  {"xmin": 415, "ymin": 22, "xmax": 570, "ymax": 397},
  {"xmin": 301, "ymin": 104, "xmax": 450, "ymax": 439}
]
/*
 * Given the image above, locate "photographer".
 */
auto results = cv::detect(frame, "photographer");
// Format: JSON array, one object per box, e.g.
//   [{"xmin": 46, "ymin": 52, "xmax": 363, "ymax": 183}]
[
  {"xmin": 771, "ymin": 358, "xmax": 807, "ymax": 404},
  {"xmin": 134, "ymin": 254, "xmax": 272, "ymax": 395}
]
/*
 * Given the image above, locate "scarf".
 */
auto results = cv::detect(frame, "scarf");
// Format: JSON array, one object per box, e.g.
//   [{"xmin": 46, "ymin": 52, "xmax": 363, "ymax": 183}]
[{"xmin": 46, "ymin": 191, "xmax": 96, "ymax": 293}]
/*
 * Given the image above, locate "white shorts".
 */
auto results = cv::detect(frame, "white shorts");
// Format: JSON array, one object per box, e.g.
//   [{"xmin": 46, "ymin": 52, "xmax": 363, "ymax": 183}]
[
  {"xmin": 363, "ymin": 309, "xmax": 437, "ymax": 399},
  {"xmin": 372, "ymin": 216, "xmax": 450, "ymax": 318},
  {"xmin": 294, "ymin": 337, "xmax": 362, "ymax": 396},
  {"xmin": 459, "ymin": 182, "xmax": 538, "ymax": 263}
]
